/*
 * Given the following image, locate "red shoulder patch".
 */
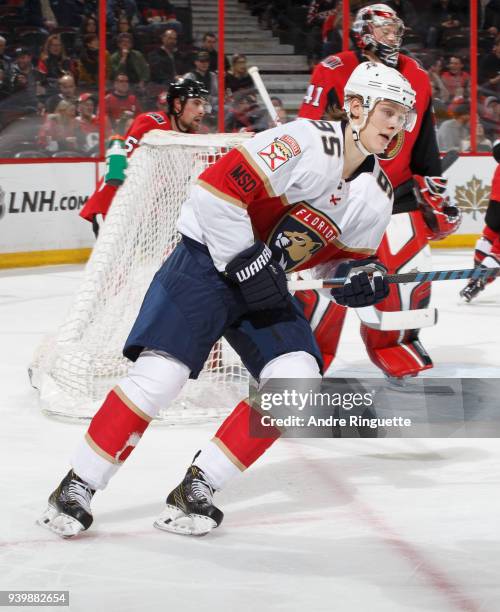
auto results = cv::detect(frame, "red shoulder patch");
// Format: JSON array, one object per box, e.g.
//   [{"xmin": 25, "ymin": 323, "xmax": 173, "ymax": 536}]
[{"xmin": 320, "ymin": 55, "xmax": 343, "ymax": 70}]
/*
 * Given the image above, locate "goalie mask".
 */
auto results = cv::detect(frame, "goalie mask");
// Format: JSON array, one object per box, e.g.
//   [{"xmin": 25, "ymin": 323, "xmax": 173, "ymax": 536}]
[
  {"xmin": 343, "ymin": 61, "xmax": 417, "ymax": 157},
  {"xmin": 351, "ymin": 3, "xmax": 404, "ymax": 68},
  {"xmin": 167, "ymin": 78, "xmax": 209, "ymax": 117}
]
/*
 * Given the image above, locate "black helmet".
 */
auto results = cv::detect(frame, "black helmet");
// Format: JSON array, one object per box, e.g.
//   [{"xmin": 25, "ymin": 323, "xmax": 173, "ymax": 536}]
[{"xmin": 166, "ymin": 78, "xmax": 209, "ymax": 116}]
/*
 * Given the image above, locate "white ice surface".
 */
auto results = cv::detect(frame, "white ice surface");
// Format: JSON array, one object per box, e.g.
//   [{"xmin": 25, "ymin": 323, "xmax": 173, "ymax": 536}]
[{"xmin": 1, "ymin": 250, "xmax": 499, "ymax": 612}]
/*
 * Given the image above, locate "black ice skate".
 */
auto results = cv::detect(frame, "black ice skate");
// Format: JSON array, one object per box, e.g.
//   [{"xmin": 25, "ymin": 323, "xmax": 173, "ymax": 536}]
[
  {"xmin": 154, "ymin": 465, "xmax": 223, "ymax": 536},
  {"xmin": 38, "ymin": 470, "xmax": 95, "ymax": 538},
  {"xmin": 460, "ymin": 278, "xmax": 486, "ymax": 303}
]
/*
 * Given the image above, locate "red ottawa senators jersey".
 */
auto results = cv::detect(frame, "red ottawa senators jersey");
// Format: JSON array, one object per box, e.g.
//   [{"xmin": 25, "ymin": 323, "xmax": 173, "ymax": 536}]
[
  {"xmin": 80, "ymin": 111, "xmax": 173, "ymax": 221},
  {"xmin": 491, "ymin": 164, "xmax": 500, "ymax": 203},
  {"xmin": 298, "ymin": 51, "xmax": 441, "ymax": 191},
  {"xmin": 122, "ymin": 111, "xmax": 173, "ymax": 154}
]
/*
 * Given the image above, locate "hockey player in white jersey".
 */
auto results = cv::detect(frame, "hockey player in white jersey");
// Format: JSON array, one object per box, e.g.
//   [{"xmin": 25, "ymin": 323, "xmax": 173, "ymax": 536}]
[{"xmin": 38, "ymin": 62, "xmax": 417, "ymax": 538}]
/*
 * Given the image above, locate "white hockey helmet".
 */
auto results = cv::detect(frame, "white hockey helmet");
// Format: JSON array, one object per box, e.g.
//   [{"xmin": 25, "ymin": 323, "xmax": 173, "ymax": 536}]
[{"xmin": 343, "ymin": 61, "xmax": 417, "ymax": 155}]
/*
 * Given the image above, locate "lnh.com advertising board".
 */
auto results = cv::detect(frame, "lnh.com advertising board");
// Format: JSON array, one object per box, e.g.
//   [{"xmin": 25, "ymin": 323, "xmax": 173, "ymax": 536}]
[
  {"xmin": 0, "ymin": 161, "xmax": 102, "ymax": 268},
  {"xmin": 0, "ymin": 155, "xmax": 497, "ymax": 267}
]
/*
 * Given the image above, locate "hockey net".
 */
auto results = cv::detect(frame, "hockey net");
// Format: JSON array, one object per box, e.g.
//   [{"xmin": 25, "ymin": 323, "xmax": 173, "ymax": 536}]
[{"xmin": 30, "ymin": 130, "xmax": 252, "ymax": 424}]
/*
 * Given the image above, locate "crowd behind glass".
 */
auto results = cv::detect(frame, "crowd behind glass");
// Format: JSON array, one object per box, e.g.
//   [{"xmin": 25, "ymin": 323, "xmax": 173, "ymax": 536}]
[{"xmin": 0, "ymin": 0, "xmax": 498, "ymax": 158}]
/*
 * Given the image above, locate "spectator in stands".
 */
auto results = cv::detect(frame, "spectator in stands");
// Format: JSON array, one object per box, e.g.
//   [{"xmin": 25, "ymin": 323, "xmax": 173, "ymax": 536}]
[
  {"xmin": 139, "ymin": 0, "xmax": 183, "ymax": 34},
  {"xmin": 224, "ymin": 89, "xmax": 267, "ymax": 132},
  {"xmin": 479, "ymin": 0, "xmax": 500, "ymax": 34},
  {"xmin": 107, "ymin": 0, "xmax": 139, "ymax": 28},
  {"xmin": 479, "ymin": 35, "xmax": 500, "ymax": 98},
  {"xmin": 8, "ymin": 48, "xmax": 42, "ymax": 115},
  {"xmin": 184, "ymin": 51, "xmax": 218, "ymax": 111},
  {"xmin": 0, "ymin": 68, "xmax": 10, "ymax": 104},
  {"xmin": 441, "ymin": 55, "xmax": 470, "ymax": 102},
  {"xmin": 437, "ymin": 102, "xmax": 470, "ymax": 152},
  {"xmin": 423, "ymin": 54, "xmax": 449, "ymax": 120},
  {"xmin": 110, "ymin": 33, "xmax": 150, "ymax": 92},
  {"xmin": 82, "ymin": 15, "xmax": 99, "ymax": 36},
  {"xmin": 271, "ymin": 96, "xmax": 288, "ymax": 124},
  {"xmin": 20, "ymin": 0, "xmax": 55, "ymax": 29},
  {"xmin": 49, "ymin": 0, "xmax": 95, "ymax": 28},
  {"xmin": 117, "ymin": 14, "xmax": 134, "ymax": 36},
  {"xmin": 225, "ymin": 89, "xmax": 256, "ymax": 132},
  {"xmin": 76, "ymin": 92, "xmax": 99, "ymax": 154},
  {"xmin": 105, "ymin": 72, "xmax": 140, "ymax": 131},
  {"xmin": 148, "ymin": 29, "xmax": 188, "ymax": 87},
  {"xmin": 0, "ymin": 36, "xmax": 12, "ymax": 79},
  {"xmin": 198, "ymin": 32, "xmax": 229, "ymax": 73},
  {"xmin": 477, "ymin": 120, "xmax": 493, "ymax": 151},
  {"xmin": 426, "ymin": 0, "xmax": 468, "ymax": 49},
  {"xmin": 46, "ymin": 74, "xmax": 77, "ymax": 113},
  {"xmin": 480, "ymin": 95, "xmax": 500, "ymax": 141},
  {"xmin": 225, "ymin": 54, "xmax": 253, "ymax": 95},
  {"xmin": 38, "ymin": 99, "xmax": 81, "ymax": 153},
  {"xmin": 76, "ymin": 15, "xmax": 99, "ymax": 51},
  {"xmin": 305, "ymin": 0, "xmax": 338, "ymax": 68},
  {"xmin": 76, "ymin": 34, "xmax": 111, "ymax": 90},
  {"xmin": 37, "ymin": 34, "xmax": 76, "ymax": 96}
]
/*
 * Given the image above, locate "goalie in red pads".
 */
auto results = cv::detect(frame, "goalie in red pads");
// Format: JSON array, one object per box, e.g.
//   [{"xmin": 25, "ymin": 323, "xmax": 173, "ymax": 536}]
[
  {"xmin": 80, "ymin": 79, "xmax": 209, "ymax": 236},
  {"xmin": 297, "ymin": 3, "xmax": 461, "ymax": 380}
]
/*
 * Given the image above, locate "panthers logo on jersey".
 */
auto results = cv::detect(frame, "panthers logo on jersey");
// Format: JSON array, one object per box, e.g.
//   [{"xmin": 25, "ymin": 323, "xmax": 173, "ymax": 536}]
[{"xmin": 267, "ymin": 202, "xmax": 340, "ymax": 272}]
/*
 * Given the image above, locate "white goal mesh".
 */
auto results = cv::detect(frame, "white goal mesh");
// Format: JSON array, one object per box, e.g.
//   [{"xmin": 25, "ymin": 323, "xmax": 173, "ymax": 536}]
[{"xmin": 30, "ymin": 130, "xmax": 252, "ymax": 424}]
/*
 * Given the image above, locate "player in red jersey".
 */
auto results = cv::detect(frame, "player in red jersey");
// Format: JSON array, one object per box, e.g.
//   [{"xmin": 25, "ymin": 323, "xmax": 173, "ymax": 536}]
[
  {"xmin": 297, "ymin": 3, "xmax": 462, "ymax": 382},
  {"xmin": 460, "ymin": 140, "xmax": 500, "ymax": 301},
  {"xmin": 80, "ymin": 79, "xmax": 209, "ymax": 235}
]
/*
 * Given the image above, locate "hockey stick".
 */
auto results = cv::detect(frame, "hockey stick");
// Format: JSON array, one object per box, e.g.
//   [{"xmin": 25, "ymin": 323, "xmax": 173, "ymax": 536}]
[
  {"xmin": 248, "ymin": 65, "xmax": 282, "ymax": 127},
  {"xmin": 288, "ymin": 267, "xmax": 500, "ymax": 330},
  {"xmin": 288, "ymin": 267, "xmax": 500, "ymax": 291}
]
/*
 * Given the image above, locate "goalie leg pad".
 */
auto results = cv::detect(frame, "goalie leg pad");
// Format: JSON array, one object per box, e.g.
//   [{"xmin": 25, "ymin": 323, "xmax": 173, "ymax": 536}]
[
  {"xmin": 294, "ymin": 289, "xmax": 347, "ymax": 372},
  {"xmin": 360, "ymin": 212, "xmax": 433, "ymax": 377},
  {"xmin": 363, "ymin": 332, "xmax": 433, "ymax": 378}
]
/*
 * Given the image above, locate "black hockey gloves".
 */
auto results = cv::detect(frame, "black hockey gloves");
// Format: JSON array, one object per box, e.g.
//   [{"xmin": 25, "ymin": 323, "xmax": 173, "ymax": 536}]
[
  {"xmin": 330, "ymin": 259, "xmax": 389, "ymax": 308},
  {"xmin": 225, "ymin": 241, "xmax": 289, "ymax": 311}
]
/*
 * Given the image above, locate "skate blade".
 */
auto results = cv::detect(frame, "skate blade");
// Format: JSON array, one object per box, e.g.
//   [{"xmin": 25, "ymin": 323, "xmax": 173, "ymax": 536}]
[
  {"xmin": 153, "ymin": 505, "xmax": 217, "ymax": 537},
  {"xmin": 37, "ymin": 504, "xmax": 86, "ymax": 539}
]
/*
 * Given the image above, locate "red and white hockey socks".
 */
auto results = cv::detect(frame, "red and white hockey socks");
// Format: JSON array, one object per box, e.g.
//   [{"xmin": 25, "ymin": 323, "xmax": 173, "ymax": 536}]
[
  {"xmin": 71, "ymin": 387, "xmax": 151, "ymax": 490},
  {"xmin": 474, "ymin": 226, "xmax": 500, "ymax": 272},
  {"xmin": 194, "ymin": 400, "xmax": 280, "ymax": 490},
  {"xmin": 71, "ymin": 350, "xmax": 190, "ymax": 490},
  {"xmin": 194, "ymin": 351, "xmax": 322, "ymax": 490}
]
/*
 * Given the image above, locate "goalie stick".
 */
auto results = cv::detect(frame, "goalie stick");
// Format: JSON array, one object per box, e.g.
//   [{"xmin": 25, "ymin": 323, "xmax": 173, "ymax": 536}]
[{"xmin": 248, "ymin": 66, "xmax": 282, "ymax": 127}]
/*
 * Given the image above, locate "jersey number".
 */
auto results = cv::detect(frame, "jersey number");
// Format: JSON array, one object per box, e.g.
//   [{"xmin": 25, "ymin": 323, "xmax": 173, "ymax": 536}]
[
  {"xmin": 124, "ymin": 135, "xmax": 139, "ymax": 154},
  {"xmin": 303, "ymin": 85, "xmax": 324, "ymax": 107},
  {"xmin": 309, "ymin": 120, "xmax": 341, "ymax": 157},
  {"xmin": 377, "ymin": 170, "xmax": 393, "ymax": 199}
]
